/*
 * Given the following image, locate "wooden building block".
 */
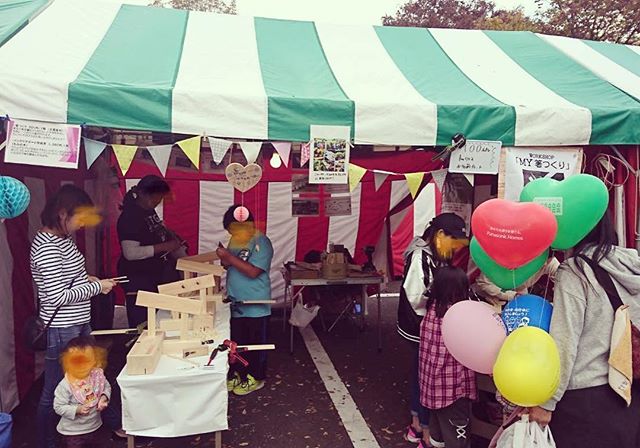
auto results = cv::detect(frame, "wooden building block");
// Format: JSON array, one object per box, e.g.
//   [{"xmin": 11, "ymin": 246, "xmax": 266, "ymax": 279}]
[
  {"xmin": 126, "ymin": 331, "xmax": 164, "ymax": 375},
  {"xmin": 158, "ymin": 275, "xmax": 216, "ymax": 296},
  {"xmin": 181, "ymin": 251, "xmax": 219, "ymax": 263},
  {"xmin": 136, "ymin": 291, "xmax": 204, "ymax": 315},
  {"xmin": 182, "ymin": 346, "xmax": 209, "ymax": 358},
  {"xmin": 176, "ymin": 259, "xmax": 225, "ymax": 277},
  {"xmin": 159, "ymin": 318, "xmax": 192, "ymax": 332},
  {"xmin": 163, "ymin": 338, "xmax": 210, "ymax": 356}
]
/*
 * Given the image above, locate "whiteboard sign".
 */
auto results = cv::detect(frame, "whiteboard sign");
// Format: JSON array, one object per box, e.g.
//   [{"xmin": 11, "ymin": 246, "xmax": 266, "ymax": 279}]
[{"xmin": 448, "ymin": 139, "xmax": 502, "ymax": 175}]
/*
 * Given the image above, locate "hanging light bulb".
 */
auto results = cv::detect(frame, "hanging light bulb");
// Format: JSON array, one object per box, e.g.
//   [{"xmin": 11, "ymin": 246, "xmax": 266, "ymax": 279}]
[{"xmin": 270, "ymin": 152, "xmax": 282, "ymax": 168}]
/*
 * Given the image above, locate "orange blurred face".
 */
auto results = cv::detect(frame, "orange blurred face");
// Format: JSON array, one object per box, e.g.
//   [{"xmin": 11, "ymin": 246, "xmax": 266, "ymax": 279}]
[
  {"xmin": 227, "ymin": 221, "xmax": 256, "ymax": 248},
  {"xmin": 61, "ymin": 346, "xmax": 106, "ymax": 381},
  {"xmin": 433, "ymin": 230, "xmax": 469, "ymax": 261},
  {"xmin": 63, "ymin": 206, "xmax": 102, "ymax": 233}
]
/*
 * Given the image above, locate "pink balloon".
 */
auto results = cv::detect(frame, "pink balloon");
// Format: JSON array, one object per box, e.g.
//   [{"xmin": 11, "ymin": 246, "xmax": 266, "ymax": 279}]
[{"xmin": 442, "ymin": 301, "xmax": 507, "ymax": 374}]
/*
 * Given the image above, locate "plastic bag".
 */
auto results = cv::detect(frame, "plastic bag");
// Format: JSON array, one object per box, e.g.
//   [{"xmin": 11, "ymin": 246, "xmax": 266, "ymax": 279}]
[
  {"xmin": 495, "ymin": 415, "xmax": 556, "ymax": 448},
  {"xmin": 0, "ymin": 413, "xmax": 12, "ymax": 448},
  {"xmin": 289, "ymin": 301, "xmax": 320, "ymax": 328}
]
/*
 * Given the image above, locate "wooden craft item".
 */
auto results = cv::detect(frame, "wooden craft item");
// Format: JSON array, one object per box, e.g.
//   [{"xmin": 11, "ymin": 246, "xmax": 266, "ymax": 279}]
[
  {"xmin": 183, "ymin": 346, "xmax": 209, "ymax": 358},
  {"xmin": 225, "ymin": 162, "xmax": 262, "ymax": 192},
  {"xmin": 322, "ymin": 252, "xmax": 347, "ymax": 279},
  {"xmin": 158, "ymin": 274, "xmax": 216, "ymax": 296},
  {"xmin": 136, "ymin": 291, "xmax": 204, "ymax": 316},
  {"xmin": 126, "ymin": 330, "xmax": 164, "ymax": 375}
]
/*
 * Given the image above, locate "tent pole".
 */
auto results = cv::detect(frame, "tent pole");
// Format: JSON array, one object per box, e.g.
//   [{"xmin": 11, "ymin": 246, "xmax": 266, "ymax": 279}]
[{"xmin": 610, "ymin": 146, "xmax": 640, "ymax": 252}]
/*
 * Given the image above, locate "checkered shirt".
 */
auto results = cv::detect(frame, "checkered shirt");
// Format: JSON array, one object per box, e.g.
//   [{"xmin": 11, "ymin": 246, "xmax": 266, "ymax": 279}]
[{"xmin": 419, "ymin": 305, "xmax": 477, "ymax": 410}]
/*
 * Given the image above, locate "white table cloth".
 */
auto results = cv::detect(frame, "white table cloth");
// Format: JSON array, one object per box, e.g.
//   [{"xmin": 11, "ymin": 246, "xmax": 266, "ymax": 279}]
[{"xmin": 117, "ymin": 304, "xmax": 230, "ymax": 437}]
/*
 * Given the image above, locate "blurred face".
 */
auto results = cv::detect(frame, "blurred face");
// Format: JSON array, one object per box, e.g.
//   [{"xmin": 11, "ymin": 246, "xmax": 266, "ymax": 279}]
[
  {"xmin": 140, "ymin": 192, "xmax": 166, "ymax": 210},
  {"xmin": 62, "ymin": 346, "xmax": 97, "ymax": 381},
  {"xmin": 228, "ymin": 221, "xmax": 256, "ymax": 247},
  {"xmin": 60, "ymin": 206, "xmax": 102, "ymax": 234},
  {"xmin": 433, "ymin": 229, "xmax": 469, "ymax": 261}
]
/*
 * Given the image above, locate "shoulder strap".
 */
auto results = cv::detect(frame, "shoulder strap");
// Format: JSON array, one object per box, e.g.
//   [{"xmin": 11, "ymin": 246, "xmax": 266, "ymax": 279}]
[{"xmin": 577, "ymin": 254, "xmax": 624, "ymax": 310}]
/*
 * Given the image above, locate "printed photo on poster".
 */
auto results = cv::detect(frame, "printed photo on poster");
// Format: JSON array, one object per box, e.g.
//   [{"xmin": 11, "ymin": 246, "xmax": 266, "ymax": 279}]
[
  {"xmin": 441, "ymin": 172, "xmax": 474, "ymax": 231},
  {"xmin": 4, "ymin": 118, "xmax": 81, "ymax": 169},
  {"xmin": 324, "ymin": 196, "xmax": 352, "ymax": 216},
  {"xmin": 291, "ymin": 174, "xmax": 320, "ymax": 193},
  {"xmin": 500, "ymin": 147, "xmax": 583, "ymax": 201},
  {"xmin": 292, "ymin": 198, "xmax": 320, "ymax": 217},
  {"xmin": 309, "ymin": 125, "xmax": 351, "ymax": 184}
]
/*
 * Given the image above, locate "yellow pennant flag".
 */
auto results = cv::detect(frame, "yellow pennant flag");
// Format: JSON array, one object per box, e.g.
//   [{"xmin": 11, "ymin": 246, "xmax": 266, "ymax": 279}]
[
  {"xmin": 111, "ymin": 144, "xmax": 138, "ymax": 176},
  {"xmin": 405, "ymin": 172, "xmax": 425, "ymax": 198},
  {"xmin": 348, "ymin": 164, "xmax": 367, "ymax": 192},
  {"xmin": 177, "ymin": 136, "xmax": 201, "ymax": 169}
]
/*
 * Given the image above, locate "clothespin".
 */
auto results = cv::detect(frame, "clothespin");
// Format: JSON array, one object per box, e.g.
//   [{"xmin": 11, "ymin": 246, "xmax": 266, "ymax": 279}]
[{"xmin": 431, "ymin": 133, "xmax": 466, "ymax": 162}]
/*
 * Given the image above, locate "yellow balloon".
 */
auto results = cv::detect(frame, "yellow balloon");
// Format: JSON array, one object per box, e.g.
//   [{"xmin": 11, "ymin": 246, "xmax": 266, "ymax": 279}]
[{"xmin": 493, "ymin": 326, "xmax": 560, "ymax": 407}]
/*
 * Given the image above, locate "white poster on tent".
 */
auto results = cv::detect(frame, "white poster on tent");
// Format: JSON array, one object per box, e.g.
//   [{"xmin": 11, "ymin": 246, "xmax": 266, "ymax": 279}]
[
  {"xmin": 500, "ymin": 147, "xmax": 583, "ymax": 201},
  {"xmin": 309, "ymin": 125, "xmax": 350, "ymax": 184},
  {"xmin": 4, "ymin": 119, "xmax": 81, "ymax": 169}
]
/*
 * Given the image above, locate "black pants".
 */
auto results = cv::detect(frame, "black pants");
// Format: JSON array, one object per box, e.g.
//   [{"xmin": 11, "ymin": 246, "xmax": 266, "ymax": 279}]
[
  {"xmin": 229, "ymin": 316, "xmax": 270, "ymax": 381},
  {"xmin": 551, "ymin": 384, "xmax": 640, "ymax": 448},
  {"xmin": 429, "ymin": 398, "xmax": 471, "ymax": 448}
]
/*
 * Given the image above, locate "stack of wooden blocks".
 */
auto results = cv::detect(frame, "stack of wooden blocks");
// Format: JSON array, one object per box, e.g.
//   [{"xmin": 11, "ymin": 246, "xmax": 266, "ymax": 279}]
[{"xmin": 126, "ymin": 252, "xmax": 225, "ymax": 375}]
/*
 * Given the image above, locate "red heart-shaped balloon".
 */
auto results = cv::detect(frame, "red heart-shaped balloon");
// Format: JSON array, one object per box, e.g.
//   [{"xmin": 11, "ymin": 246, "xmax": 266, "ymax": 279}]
[{"xmin": 471, "ymin": 199, "xmax": 557, "ymax": 269}]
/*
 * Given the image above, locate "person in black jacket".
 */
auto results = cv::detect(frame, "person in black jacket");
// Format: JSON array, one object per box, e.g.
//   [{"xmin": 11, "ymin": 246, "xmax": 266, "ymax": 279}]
[
  {"xmin": 117, "ymin": 175, "xmax": 187, "ymax": 327},
  {"xmin": 399, "ymin": 213, "xmax": 468, "ymax": 447}
]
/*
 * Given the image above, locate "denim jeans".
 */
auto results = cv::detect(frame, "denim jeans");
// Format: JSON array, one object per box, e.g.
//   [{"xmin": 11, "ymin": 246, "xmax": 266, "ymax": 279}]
[
  {"xmin": 409, "ymin": 342, "xmax": 430, "ymax": 428},
  {"xmin": 36, "ymin": 324, "xmax": 121, "ymax": 448}
]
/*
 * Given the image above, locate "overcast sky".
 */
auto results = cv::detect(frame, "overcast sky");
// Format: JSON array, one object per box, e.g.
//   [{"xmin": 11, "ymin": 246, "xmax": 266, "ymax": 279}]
[{"xmin": 236, "ymin": 0, "xmax": 539, "ymax": 25}]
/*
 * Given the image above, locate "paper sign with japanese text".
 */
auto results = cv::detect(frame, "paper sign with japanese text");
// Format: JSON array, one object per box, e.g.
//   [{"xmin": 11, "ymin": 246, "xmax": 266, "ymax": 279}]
[{"xmin": 449, "ymin": 139, "xmax": 502, "ymax": 175}]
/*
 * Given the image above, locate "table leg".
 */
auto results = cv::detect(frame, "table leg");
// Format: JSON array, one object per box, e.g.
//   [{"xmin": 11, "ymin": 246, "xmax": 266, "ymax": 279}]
[
  {"xmin": 360, "ymin": 286, "xmax": 366, "ymax": 331},
  {"xmin": 127, "ymin": 435, "xmax": 135, "ymax": 448},
  {"xmin": 215, "ymin": 431, "xmax": 222, "ymax": 448},
  {"xmin": 290, "ymin": 286, "xmax": 295, "ymax": 355},
  {"xmin": 377, "ymin": 290, "xmax": 382, "ymax": 352},
  {"xmin": 282, "ymin": 283, "xmax": 288, "ymax": 332}
]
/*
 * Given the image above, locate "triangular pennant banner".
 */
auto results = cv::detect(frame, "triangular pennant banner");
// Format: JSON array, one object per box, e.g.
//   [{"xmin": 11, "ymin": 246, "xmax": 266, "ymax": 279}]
[
  {"xmin": 112, "ymin": 144, "xmax": 138, "ymax": 176},
  {"xmin": 348, "ymin": 164, "xmax": 367, "ymax": 192},
  {"xmin": 272, "ymin": 142, "xmax": 292, "ymax": 167},
  {"xmin": 431, "ymin": 168, "xmax": 448, "ymax": 192},
  {"xmin": 239, "ymin": 141, "xmax": 263, "ymax": 164},
  {"xmin": 463, "ymin": 173, "xmax": 475, "ymax": 186},
  {"xmin": 301, "ymin": 142, "xmax": 310, "ymax": 166},
  {"xmin": 147, "ymin": 145, "xmax": 173, "ymax": 176},
  {"xmin": 405, "ymin": 172, "xmax": 425, "ymax": 199},
  {"xmin": 208, "ymin": 137, "xmax": 232, "ymax": 165},
  {"xmin": 83, "ymin": 138, "xmax": 107, "ymax": 169},
  {"xmin": 373, "ymin": 171, "xmax": 390, "ymax": 191},
  {"xmin": 177, "ymin": 136, "xmax": 201, "ymax": 169}
]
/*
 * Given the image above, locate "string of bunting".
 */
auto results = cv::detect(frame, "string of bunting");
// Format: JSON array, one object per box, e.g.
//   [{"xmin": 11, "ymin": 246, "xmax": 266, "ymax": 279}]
[
  {"xmin": 349, "ymin": 164, "xmax": 449, "ymax": 198},
  {"xmin": 82, "ymin": 136, "xmax": 293, "ymax": 177}
]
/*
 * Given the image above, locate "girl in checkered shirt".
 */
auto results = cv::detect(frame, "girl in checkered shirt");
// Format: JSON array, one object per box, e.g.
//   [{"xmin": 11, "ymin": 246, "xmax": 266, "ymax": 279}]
[{"xmin": 419, "ymin": 266, "xmax": 477, "ymax": 448}]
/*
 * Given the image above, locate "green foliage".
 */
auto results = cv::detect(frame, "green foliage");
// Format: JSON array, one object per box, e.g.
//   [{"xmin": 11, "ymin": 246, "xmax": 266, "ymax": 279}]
[{"xmin": 149, "ymin": 0, "xmax": 236, "ymax": 14}]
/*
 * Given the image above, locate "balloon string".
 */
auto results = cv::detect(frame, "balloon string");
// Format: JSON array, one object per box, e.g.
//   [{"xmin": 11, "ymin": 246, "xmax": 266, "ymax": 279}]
[{"xmin": 539, "ymin": 251, "xmax": 554, "ymax": 329}]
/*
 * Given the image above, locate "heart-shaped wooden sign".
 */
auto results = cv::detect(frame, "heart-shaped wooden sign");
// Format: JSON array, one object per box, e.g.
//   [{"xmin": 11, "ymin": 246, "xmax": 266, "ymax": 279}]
[
  {"xmin": 225, "ymin": 163, "xmax": 262, "ymax": 193},
  {"xmin": 471, "ymin": 198, "xmax": 557, "ymax": 269}
]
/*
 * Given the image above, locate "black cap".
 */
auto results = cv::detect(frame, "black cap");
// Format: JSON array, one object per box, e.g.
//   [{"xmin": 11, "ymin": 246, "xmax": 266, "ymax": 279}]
[{"xmin": 430, "ymin": 213, "xmax": 467, "ymax": 239}]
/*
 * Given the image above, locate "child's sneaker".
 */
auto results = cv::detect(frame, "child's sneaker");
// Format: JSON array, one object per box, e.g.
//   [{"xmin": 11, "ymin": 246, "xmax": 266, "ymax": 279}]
[
  {"xmin": 233, "ymin": 374, "xmax": 265, "ymax": 396},
  {"xmin": 404, "ymin": 425, "xmax": 423, "ymax": 443},
  {"xmin": 227, "ymin": 372, "xmax": 241, "ymax": 392}
]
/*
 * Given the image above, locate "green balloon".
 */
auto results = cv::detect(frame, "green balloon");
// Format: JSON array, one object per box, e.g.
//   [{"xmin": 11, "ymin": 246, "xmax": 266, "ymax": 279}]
[
  {"xmin": 471, "ymin": 238, "xmax": 548, "ymax": 290},
  {"xmin": 520, "ymin": 174, "xmax": 609, "ymax": 250}
]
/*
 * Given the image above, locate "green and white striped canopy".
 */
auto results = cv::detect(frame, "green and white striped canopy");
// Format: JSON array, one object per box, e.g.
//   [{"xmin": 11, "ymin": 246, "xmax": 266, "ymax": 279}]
[{"xmin": 2, "ymin": 0, "xmax": 640, "ymax": 146}]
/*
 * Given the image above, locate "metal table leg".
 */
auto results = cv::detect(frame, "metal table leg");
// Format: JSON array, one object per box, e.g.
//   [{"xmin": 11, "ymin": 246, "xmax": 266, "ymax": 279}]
[
  {"xmin": 215, "ymin": 431, "xmax": 222, "ymax": 448},
  {"xmin": 127, "ymin": 435, "xmax": 135, "ymax": 448},
  {"xmin": 377, "ymin": 290, "xmax": 382, "ymax": 352}
]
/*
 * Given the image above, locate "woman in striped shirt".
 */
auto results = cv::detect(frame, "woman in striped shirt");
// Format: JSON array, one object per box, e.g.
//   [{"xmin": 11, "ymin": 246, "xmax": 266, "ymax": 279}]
[{"xmin": 31, "ymin": 185, "xmax": 116, "ymax": 448}]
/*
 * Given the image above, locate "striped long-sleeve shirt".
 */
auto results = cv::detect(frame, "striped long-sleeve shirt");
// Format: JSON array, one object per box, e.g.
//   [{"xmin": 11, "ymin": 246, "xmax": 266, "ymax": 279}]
[{"xmin": 30, "ymin": 232, "xmax": 101, "ymax": 328}]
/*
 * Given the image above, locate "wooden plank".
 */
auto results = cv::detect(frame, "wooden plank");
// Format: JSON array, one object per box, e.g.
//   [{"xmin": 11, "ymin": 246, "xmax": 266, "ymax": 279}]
[
  {"xmin": 159, "ymin": 318, "xmax": 192, "ymax": 332},
  {"xmin": 176, "ymin": 259, "xmax": 225, "ymax": 276},
  {"xmin": 237, "ymin": 344, "xmax": 276, "ymax": 351},
  {"xmin": 182, "ymin": 346, "xmax": 209, "ymax": 358},
  {"xmin": 136, "ymin": 291, "xmax": 204, "ymax": 315},
  {"xmin": 91, "ymin": 328, "xmax": 139, "ymax": 336},
  {"xmin": 158, "ymin": 275, "xmax": 216, "ymax": 296},
  {"xmin": 126, "ymin": 331, "xmax": 164, "ymax": 375},
  {"xmin": 147, "ymin": 308, "xmax": 156, "ymax": 334},
  {"xmin": 162, "ymin": 338, "xmax": 210, "ymax": 356},
  {"xmin": 180, "ymin": 251, "xmax": 219, "ymax": 263}
]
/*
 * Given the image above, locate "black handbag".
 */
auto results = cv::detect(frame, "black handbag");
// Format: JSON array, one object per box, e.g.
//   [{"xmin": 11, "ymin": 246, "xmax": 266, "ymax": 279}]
[{"xmin": 23, "ymin": 304, "xmax": 62, "ymax": 352}]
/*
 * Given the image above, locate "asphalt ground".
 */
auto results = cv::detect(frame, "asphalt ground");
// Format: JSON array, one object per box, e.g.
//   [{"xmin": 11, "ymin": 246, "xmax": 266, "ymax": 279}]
[{"xmin": 12, "ymin": 295, "xmax": 492, "ymax": 448}]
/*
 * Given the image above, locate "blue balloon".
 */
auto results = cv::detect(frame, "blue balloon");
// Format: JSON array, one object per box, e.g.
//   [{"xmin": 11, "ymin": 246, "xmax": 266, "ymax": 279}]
[
  {"xmin": 0, "ymin": 176, "xmax": 30, "ymax": 220},
  {"xmin": 502, "ymin": 294, "xmax": 553, "ymax": 333}
]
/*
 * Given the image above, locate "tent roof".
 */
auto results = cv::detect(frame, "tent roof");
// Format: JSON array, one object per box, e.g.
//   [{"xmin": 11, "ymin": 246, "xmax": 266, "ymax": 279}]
[
  {"xmin": 0, "ymin": 0, "xmax": 49, "ymax": 46},
  {"xmin": 2, "ymin": 0, "xmax": 640, "ymax": 146}
]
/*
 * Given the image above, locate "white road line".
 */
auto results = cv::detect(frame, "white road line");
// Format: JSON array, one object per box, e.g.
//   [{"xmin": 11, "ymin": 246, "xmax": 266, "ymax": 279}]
[{"xmin": 300, "ymin": 325, "xmax": 381, "ymax": 448}]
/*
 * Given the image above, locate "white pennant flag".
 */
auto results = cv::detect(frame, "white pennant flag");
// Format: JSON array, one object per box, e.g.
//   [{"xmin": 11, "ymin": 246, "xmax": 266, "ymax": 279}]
[
  {"xmin": 463, "ymin": 173, "xmax": 475, "ymax": 186},
  {"xmin": 208, "ymin": 137, "xmax": 232, "ymax": 165},
  {"xmin": 239, "ymin": 141, "xmax": 263, "ymax": 164},
  {"xmin": 373, "ymin": 171, "xmax": 391, "ymax": 191},
  {"xmin": 272, "ymin": 142, "xmax": 292, "ymax": 167},
  {"xmin": 147, "ymin": 145, "xmax": 173, "ymax": 176},
  {"xmin": 83, "ymin": 138, "xmax": 107, "ymax": 169},
  {"xmin": 431, "ymin": 168, "xmax": 448, "ymax": 192}
]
